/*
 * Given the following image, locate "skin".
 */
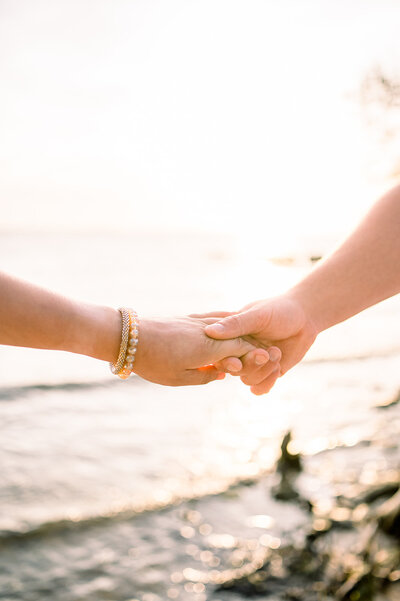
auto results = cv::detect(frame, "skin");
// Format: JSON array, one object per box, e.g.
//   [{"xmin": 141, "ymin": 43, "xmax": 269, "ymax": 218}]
[
  {"xmin": 206, "ymin": 183, "xmax": 400, "ymax": 394},
  {"xmin": 190, "ymin": 310, "xmax": 282, "ymax": 383},
  {"xmin": 3, "ymin": 184, "xmax": 398, "ymax": 390},
  {"xmin": 0, "ymin": 271, "xmax": 258, "ymax": 387},
  {"xmin": 134, "ymin": 316, "xmax": 257, "ymax": 386}
]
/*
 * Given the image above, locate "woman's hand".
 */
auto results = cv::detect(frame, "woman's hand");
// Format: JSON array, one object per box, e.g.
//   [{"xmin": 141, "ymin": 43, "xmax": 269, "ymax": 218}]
[{"xmin": 132, "ymin": 316, "xmax": 258, "ymax": 386}]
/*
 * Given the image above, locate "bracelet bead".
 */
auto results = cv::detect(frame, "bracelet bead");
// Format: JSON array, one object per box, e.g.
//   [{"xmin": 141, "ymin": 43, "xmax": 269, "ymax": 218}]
[{"xmin": 109, "ymin": 308, "xmax": 139, "ymax": 379}]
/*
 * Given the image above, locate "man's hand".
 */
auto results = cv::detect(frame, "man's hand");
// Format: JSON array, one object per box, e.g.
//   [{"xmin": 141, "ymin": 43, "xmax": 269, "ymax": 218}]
[
  {"xmin": 204, "ymin": 295, "xmax": 318, "ymax": 395},
  {"xmin": 204, "ymin": 184, "xmax": 400, "ymax": 395},
  {"xmin": 132, "ymin": 316, "xmax": 257, "ymax": 386}
]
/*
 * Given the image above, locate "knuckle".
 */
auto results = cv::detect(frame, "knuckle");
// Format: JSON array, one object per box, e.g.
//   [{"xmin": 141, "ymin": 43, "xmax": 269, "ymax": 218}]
[
  {"xmin": 226, "ymin": 314, "xmax": 243, "ymax": 335},
  {"xmin": 231, "ymin": 337, "xmax": 249, "ymax": 353},
  {"xmin": 217, "ymin": 360, "xmax": 231, "ymax": 373}
]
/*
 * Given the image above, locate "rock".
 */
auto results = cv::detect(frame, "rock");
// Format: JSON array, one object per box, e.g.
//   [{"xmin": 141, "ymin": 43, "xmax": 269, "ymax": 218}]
[
  {"xmin": 376, "ymin": 488, "xmax": 400, "ymax": 537},
  {"xmin": 277, "ymin": 431, "xmax": 302, "ymax": 475},
  {"xmin": 335, "ymin": 568, "xmax": 376, "ymax": 601},
  {"xmin": 350, "ymin": 481, "xmax": 399, "ymax": 506},
  {"xmin": 272, "ymin": 474, "xmax": 300, "ymax": 501}
]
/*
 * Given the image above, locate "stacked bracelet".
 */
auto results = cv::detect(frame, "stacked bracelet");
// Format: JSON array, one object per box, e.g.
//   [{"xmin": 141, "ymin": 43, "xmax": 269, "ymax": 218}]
[{"xmin": 109, "ymin": 308, "xmax": 139, "ymax": 379}]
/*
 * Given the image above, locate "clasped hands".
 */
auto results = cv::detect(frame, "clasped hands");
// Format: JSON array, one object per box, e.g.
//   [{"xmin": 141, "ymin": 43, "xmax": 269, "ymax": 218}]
[{"xmin": 133, "ymin": 294, "xmax": 318, "ymax": 395}]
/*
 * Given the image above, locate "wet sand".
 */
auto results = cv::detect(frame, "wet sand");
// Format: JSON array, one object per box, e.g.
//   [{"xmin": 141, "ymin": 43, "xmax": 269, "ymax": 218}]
[{"xmin": 1, "ymin": 390, "xmax": 399, "ymax": 601}]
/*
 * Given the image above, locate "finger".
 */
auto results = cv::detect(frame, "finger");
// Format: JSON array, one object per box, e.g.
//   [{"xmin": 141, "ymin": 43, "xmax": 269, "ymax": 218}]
[
  {"xmin": 185, "ymin": 366, "xmax": 225, "ymax": 385},
  {"xmin": 238, "ymin": 350, "xmax": 272, "ymax": 385},
  {"xmin": 214, "ymin": 356, "xmax": 243, "ymax": 373},
  {"xmin": 189, "ymin": 311, "xmax": 235, "ymax": 319},
  {"xmin": 217, "ymin": 347, "xmax": 269, "ymax": 375},
  {"xmin": 205, "ymin": 308, "xmax": 266, "ymax": 340},
  {"xmin": 242, "ymin": 348, "xmax": 270, "ymax": 369},
  {"xmin": 240, "ymin": 361, "xmax": 280, "ymax": 386},
  {"xmin": 239, "ymin": 346, "xmax": 282, "ymax": 385},
  {"xmin": 214, "ymin": 341, "xmax": 282, "ymax": 374},
  {"xmin": 249, "ymin": 368, "xmax": 281, "ymax": 396},
  {"xmin": 219, "ymin": 345, "xmax": 281, "ymax": 380},
  {"xmin": 266, "ymin": 346, "xmax": 282, "ymax": 362},
  {"xmin": 201, "ymin": 317, "xmax": 231, "ymax": 325},
  {"xmin": 213, "ymin": 336, "xmax": 256, "ymax": 361}
]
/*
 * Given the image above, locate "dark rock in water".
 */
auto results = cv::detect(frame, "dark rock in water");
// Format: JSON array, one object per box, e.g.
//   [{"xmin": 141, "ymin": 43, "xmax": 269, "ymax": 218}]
[
  {"xmin": 214, "ymin": 544, "xmax": 326, "ymax": 599},
  {"xmin": 272, "ymin": 432, "xmax": 303, "ymax": 501},
  {"xmin": 208, "ymin": 419, "xmax": 400, "ymax": 601},
  {"xmin": 272, "ymin": 473, "xmax": 300, "ymax": 501},
  {"xmin": 277, "ymin": 431, "xmax": 302, "ymax": 475},
  {"xmin": 348, "ymin": 481, "xmax": 399, "ymax": 507},
  {"xmin": 376, "ymin": 489, "xmax": 400, "ymax": 538},
  {"xmin": 335, "ymin": 568, "xmax": 376, "ymax": 601},
  {"xmin": 210, "ymin": 481, "xmax": 400, "ymax": 600},
  {"xmin": 276, "ymin": 431, "xmax": 301, "ymax": 474}
]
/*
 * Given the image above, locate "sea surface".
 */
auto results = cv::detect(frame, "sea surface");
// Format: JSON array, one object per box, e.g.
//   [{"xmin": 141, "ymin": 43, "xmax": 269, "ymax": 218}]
[{"xmin": 0, "ymin": 230, "xmax": 399, "ymax": 601}]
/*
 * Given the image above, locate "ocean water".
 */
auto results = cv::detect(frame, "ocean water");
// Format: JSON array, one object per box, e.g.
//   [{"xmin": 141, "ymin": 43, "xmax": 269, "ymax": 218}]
[{"xmin": 0, "ymin": 230, "xmax": 399, "ymax": 601}]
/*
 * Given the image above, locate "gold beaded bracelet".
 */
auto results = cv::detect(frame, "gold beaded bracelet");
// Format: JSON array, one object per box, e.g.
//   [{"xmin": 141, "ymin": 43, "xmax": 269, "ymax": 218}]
[{"xmin": 109, "ymin": 308, "xmax": 139, "ymax": 379}]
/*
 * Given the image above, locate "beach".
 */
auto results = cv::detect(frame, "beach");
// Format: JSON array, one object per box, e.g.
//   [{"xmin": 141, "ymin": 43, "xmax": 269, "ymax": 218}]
[
  {"xmin": 0, "ymin": 230, "xmax": 399, "ymax": 600},
  {"xmin": 1, "ymin": 0, "xmax": 400, "ymax": 597}
]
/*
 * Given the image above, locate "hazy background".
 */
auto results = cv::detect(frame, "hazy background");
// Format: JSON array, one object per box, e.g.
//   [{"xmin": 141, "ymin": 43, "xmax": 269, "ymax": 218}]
[
  {"xmin": 1, "ymin": 2, "xmax": 400, "ymax": 600},
  {"xmin": 1, "ymin": 0, "xmax": 400, "ymax": 254}
]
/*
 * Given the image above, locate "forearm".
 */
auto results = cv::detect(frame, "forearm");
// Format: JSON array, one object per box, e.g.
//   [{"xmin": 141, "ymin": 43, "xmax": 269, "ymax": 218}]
[
  {"xmin": 0, "ymin": 272, "xmax": 121, "ymax": 362},
  {"xmin": 288, "ymin": 184, "xmax": 400, "ymax": 333}
]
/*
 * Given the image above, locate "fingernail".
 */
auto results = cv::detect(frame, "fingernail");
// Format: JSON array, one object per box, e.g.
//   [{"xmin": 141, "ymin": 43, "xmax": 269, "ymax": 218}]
[
  {"xmin": 227, "ymin": 363, "xmax": 241, "ymax": 373},
  {"xmin": 268, "ymin": 348, "xmax": 281, "ymax": 362},
  {"xmin": 255, "ymin": 354, "xmax": 269, "ymax": 366},
  {"xmin": 207, "ymin": 323, "xmax": 225, "ymax": 334}
]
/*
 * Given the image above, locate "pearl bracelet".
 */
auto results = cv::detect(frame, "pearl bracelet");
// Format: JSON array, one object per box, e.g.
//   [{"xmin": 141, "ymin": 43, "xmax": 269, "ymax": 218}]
[{"xmin": 109, "ymin": 308, "xmax": 139, "ymax": 379}]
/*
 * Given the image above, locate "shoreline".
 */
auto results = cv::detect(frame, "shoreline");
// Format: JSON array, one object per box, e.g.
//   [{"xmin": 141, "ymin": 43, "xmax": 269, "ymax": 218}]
[{"xmin": 1, "ymin": 391, "xmax": 399, "ymax": 600}]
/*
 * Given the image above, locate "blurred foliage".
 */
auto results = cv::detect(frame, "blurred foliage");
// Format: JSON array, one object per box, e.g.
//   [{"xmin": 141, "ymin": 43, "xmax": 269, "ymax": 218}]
[
  {"xmin": 360, "ymin": 67, "xmax": 400, "ymax": 110},
  {"xmin": 360, "ymin": 67, "xmax": 400, "ymax": 177}
]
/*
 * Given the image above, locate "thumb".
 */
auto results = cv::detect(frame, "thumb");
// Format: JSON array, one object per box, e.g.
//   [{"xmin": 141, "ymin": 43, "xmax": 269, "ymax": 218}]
[{"xmin": 205, "ymin": 309, "xmax": 261, "ymax": 340}]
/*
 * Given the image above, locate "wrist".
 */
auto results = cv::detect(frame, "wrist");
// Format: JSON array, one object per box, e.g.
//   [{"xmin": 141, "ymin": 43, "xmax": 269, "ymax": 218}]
[
  {"xmin": 68, "ymin": 303, "xmax": 121, "ymax": 363},
  {"xmin": 284, "ymin": 286, "xmax": 322, "ymax": 339}
]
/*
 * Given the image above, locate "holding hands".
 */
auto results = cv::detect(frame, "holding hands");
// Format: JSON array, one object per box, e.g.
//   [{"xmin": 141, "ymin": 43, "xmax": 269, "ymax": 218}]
[
  {"xmin": 204, "ymin": 182, "xmax": 400, "ymax": 393},
  {"xmin": 132, "ymin": 315, "xmax": 258, "ymax": 386},
  {"xmin": 1, "ymin": 184, "xmax": 399, "ymax": 391},
  {"xmin": 202, "ymin": 295, "xmax": 316, "ymax": 395},
  {"xmin": 131, "ymin": 293, "xmax": 316, "ymax": 393}
]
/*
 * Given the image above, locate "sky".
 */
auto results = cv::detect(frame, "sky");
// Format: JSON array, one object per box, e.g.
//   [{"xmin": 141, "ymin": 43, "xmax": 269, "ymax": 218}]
[{"xmin": 1, "ymin": 0, "xmax": 400, "ymax": 254}]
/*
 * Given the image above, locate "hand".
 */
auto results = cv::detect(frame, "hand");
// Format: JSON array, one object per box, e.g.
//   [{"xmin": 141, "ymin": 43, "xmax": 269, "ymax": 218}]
[
  {"xmin": 190, "ymin": 310, "xmax": 282, "ymax": 392},
  {"xmin": 132, "ymin": 316, "xmax": 257, "ymax": 386},
  {"xmin": 204, "ymin": 295, "xmax": 318, "ymax": 395}
]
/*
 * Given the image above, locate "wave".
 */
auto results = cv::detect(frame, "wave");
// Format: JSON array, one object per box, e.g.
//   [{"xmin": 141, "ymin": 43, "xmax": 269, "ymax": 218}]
[
  {"xmin": 0, "ymin": 468, "xmax": 274, "ymax": 546},
  {"xmin": 0, "ymin": 433, "xmax": 377, "ymax": 546},
  {"xmin": 1, "ymin": 347, "xmax": 399, "ymax": 402},
  {"xmin": 305, "ymin": 347, "xmax": 400, "ymax": 365},
  {"xmin": 0, "ymin": 377, "xmax": 140, "ymax": 401}
]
